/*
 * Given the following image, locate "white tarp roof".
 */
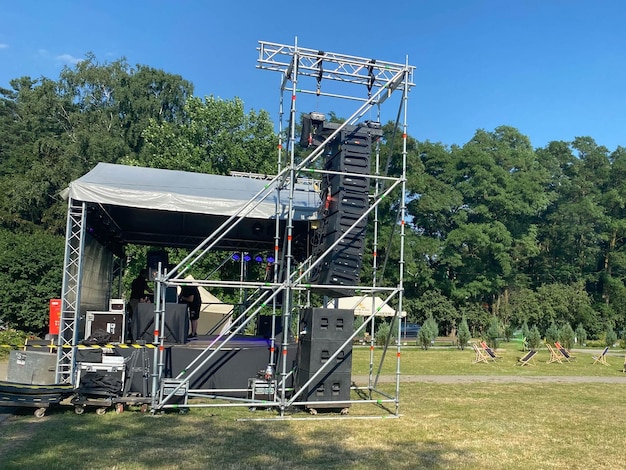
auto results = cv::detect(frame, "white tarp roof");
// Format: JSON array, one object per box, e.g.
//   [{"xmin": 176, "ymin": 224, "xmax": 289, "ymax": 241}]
[
  {"xmin": 326, "ymin": 295, "xmax": 405, "ymax": 317},
  {"xmin": 63, "ymin": 162, "xmax": 320, "ymax": 220},
  {"xmin": 61, "ymin": 163, "xmax": 320, "ymax": 250}
]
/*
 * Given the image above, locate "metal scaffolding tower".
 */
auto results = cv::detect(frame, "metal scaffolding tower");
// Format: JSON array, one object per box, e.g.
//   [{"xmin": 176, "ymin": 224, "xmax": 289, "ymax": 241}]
[{"xmin": 150, "ymin": 39, "xmax": 415, "ymax": 418}]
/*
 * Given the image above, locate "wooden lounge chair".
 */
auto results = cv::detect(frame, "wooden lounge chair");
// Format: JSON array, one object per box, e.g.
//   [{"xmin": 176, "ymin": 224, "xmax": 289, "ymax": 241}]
[
  {"xmin": 545, "ymin": 342, "xmax": 563, "ymax": 364},
  {"xmin": 554, "ymin": 341, "xmax": 576, "ymax": 361},
  {"xmin": 592, "ymin": 346, "xmax": 609, "ymax": 365},
  {"xmin": 516, "ymin": 349, "xmax": 537, "ymax": 366},
  {"xmin": 472, "ymin": 343, "xmax": 490, "ymax": 364},
  {"xmin": 480, "ymin": 341, "xmax": 502, "ymax": 361}
]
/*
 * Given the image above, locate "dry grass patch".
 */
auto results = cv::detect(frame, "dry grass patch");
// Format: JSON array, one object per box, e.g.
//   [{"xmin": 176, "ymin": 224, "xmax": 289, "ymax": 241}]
[{"xmin": 2, "ymin": 382, "xmax": 626, "ymax": 469}]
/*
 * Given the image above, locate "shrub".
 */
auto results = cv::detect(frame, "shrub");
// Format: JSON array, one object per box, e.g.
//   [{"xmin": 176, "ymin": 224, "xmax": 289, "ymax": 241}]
[
  {"xmin": 375, "ymin": 321, "xmax": 395, "ymax": 346},
  {"xmin": 560, "ymin": 323, "xmax": 575, "ymax": 350},
  {"xmin": 575, "ymin": 323, "xmax": 587, "ymax": 346},
  {"xmin": 521, "ymin": 321, "xmax": 530, "ymax": 344},
  {"xmin": 604, "ymin": 325, "xmax": 617, "ymax": 347},
  {"xmin": 456, "ymin": 316, "xmax": 471, "ymax": 350},
  {"xmin": 485, "ymin": 317, "xmax": 500, "ymax": 349},
  {"xmin": 417, "ymin": 315, "xmax": 437, "ymax": 350},
  {"xmin": 417, "ymin": 325, "xmax": 433, "ymax": 350},
  {"xmin": 545, "ymin": 323, "xmax": 560, "ymax": 344},
  {"xmin": 0, "ymin": 328, "xmax": 29, "ymax": 359},
  {"xmin": 502, "ymin": 323, "xmax": 514, "ymax": 342},
  {"xmin": 526, "ymin": 325, "xmax": 542, "ymax": 350},
  {"xmin": 423, "ymin": 315, "xmax": 439, "ymax": 340}
]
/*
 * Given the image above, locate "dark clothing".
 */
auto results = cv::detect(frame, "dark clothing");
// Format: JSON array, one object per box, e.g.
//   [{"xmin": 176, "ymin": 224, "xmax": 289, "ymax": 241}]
[
  {"xmin": 130, "ymin": 276, "xmax": 151, "ymax": 300},
  {"xmin": 179, "ymin": 286, "xmax": 201, "ymax": 320}
]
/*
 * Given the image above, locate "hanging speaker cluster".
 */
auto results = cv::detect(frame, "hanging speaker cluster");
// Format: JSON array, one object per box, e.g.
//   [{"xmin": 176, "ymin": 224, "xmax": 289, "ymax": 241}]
[{"xmin": 309, "ymin": 122, "xmax": 382, "ymax": 297}]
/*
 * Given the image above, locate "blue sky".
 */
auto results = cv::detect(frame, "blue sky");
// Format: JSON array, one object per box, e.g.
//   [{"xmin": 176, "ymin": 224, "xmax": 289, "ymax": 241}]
[{"xmin": 1, "ymin": 1, "xmax": 625, "ymax": 151}]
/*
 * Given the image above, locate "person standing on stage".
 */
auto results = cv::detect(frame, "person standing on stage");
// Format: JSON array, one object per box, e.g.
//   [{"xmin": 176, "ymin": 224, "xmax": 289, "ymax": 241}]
[
  {"xmin": 179, "ymin": 284, "xmax": 201, "ymax": 338},
  {"xmin": 129, "ymin": 268, "xmax": 152, "ymax": 317}
]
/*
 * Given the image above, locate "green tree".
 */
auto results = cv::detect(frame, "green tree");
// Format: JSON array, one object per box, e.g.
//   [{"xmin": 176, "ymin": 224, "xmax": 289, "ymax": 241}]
[
  {"xmin": 0, "ymin": 54, "xmax": 193, "ymax": 234},
  {"xmin": 127, "ymin": 96, "xmax": 277, "ymax": 175},
  {"xmin": 412, "ymin": 290, "xmax": 457, "ymax": 335},
  {"xmin": 0, "ymin": 229, "xmax": 64, "ymax": 333}
]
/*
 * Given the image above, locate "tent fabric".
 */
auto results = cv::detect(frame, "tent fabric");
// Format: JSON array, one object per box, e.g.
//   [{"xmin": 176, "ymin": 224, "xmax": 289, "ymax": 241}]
[
  {"xmin": 326, "ymin": 296, "xmax": 405, "ymax": 317},
  {"xmin": 62, "ymin": 162, "xmax": 320, "ymax": 220}
]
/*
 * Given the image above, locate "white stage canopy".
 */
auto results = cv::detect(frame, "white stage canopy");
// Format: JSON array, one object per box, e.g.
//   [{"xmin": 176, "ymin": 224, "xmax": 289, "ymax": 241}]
[{"xmin": 61, "ymin": 163, "xmax": 321, "ymax": 252}]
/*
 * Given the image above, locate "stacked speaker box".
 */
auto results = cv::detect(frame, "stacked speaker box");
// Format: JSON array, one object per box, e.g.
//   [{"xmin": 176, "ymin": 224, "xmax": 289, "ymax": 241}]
[
  {"xmin": 296, "ymin": 308, "xmax": 354, "ymax": 408},
  {"xmin": 310, "ymin": 124, "xmax": 378, "ymax": 297},
  {"xmin": 147, "ymin": 250, "xmax": 169, "ymax": 282}
]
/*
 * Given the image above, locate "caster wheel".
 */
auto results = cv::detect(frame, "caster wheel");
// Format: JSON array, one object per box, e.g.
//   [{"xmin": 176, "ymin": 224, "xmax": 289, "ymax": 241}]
[
  {"xmin": 74, "ymin": 406, "xmax": 85, "ymax": 415},
  {"xmin": 96, "ymin": 407, "xmax": 107, "ymax": 416},
  {"xmin": 116, "ymin": 403, "xmax": 124, "ymax": 414},
  {"xmin": 34, "ymin": 408, "xmax": 46, "ymax": 418}
]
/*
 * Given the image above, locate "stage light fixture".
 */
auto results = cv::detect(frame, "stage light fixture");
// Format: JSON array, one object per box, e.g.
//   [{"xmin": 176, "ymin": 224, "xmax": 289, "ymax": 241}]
[
  {"xmin": 232, "ymin": 253, "xmax": 241, "ymax": 261},
  {"xmin": 267, "ymin": 256, "xmax": 275, "ymax": 263},
  {"xmin": 243, "ymin": 254, "xmax": 252, "ymax": 262},
  {"xmin": 254, "ymin": 255, "xmax": 264, "ymax": 262}
]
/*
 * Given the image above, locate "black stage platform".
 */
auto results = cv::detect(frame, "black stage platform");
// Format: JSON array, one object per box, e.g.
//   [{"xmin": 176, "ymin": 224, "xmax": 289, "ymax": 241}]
[
  {"xmin": 24, "ymin": 335, "xmax": 296, "ymax": 398},
  {"xmin": 119, "ymin": 335, "xmax": 297, "ymax": 397}
]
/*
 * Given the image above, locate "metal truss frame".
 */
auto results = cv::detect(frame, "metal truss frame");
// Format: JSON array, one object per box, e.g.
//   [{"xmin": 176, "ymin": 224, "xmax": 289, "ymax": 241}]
[
  {"xmin": 55, "ymin": 198, "xmax": 87, "ymax": 383},
  {"xmin": 150, "ymin": 39, "xmax": 415, "ymax": 419}
]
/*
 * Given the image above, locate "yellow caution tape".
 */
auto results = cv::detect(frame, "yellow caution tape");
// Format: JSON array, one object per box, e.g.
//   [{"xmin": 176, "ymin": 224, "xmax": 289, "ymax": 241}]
[{"xmin": 2, "ymin": 343, "xmax": 157, "ymax": 349}]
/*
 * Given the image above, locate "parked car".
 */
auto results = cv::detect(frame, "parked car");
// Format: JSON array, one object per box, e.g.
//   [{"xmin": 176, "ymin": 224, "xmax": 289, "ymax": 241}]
[{"xmin": 400, "ymin": 322, "xmax": 421, "ymax": 338}]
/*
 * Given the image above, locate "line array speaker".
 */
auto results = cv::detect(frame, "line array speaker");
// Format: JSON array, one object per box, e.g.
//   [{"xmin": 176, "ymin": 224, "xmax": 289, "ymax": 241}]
[{"xmin": 310, "ymin": 124, "xmax": 378, "ymax": 297}]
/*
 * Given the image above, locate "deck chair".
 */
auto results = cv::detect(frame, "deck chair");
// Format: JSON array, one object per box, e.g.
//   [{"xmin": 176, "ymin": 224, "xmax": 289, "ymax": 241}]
[
  {"xmin": 592, "ymin": 346, "xmax": 609, "ymax": 365},
  {"xmin": 516, "ymin": 349, "xmax": 537, "ymax": 366},
  {"xmin": 472, "ymin": 343, "xmax": 491, "ymax": 364},
  {"xmin": 545, "ymin": 343, "xmax": 563, "ymax": 364},
  {"xmin": 480, "ymin": 341, "xmax": 502, "ymax": 361},
  {"xmin": 554, "ymin": 341, "xmax": 576, "ymax": 361}
]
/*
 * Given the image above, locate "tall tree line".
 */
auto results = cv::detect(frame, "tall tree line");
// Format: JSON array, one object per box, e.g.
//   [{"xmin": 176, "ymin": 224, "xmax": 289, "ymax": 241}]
[
  {"xmin": 1, "ymin": 55, "xmax": 624, "ymax": 341},
  {"xmin": 367, "ymin": 125, "xmax": 626, "ymax": 339},
  {"xmin": 0, "ymin": 55, "xmax": 276, "ymax": 332}
]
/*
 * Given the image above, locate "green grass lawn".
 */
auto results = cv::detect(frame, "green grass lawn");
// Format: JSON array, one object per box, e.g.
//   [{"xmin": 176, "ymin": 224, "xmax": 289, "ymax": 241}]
[
  {"xmin": 1, "ymin": 344, "xmax": 625, "ymax": 469},
  {"xmin": 352, "ymin": 342, "xmax": 626, "ymax": 377}
]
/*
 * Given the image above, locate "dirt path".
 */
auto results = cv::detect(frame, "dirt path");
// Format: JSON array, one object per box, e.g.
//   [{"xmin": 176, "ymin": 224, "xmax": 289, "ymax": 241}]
[{"xmin": 353, "ymin": 374, "xmax": 626, "ymax": 384}]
